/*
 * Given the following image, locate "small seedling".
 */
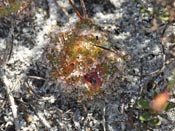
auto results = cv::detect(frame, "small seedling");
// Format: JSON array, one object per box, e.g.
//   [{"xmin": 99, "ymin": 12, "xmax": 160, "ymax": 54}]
[
  {"xmin": 137, "ymin": 88, "xmax": 175, "ymax": 126},
  {"xmin": 46, "ymin": 0, "xmax": 127, "ymax": 95},
  {"xmin": 0, "ymin": 0, "xmax": 31, "ymax": 18},
  {"xmin": 0, "ymin": 0, "xmax": 20, "ymax": 17}
]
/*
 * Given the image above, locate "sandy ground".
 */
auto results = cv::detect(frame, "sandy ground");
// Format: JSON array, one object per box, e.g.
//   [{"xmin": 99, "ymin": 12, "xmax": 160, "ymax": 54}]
[{"xmin": 0, "ymin": 0, "xmax": 175, "ymax": 131}]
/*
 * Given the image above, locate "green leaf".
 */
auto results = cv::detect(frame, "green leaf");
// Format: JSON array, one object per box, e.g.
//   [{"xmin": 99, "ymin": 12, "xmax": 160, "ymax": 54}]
[
  {"xmin": 139, "ymin": 112, "xmax": 151, "ymax": 122},
  {"xmin": 137, "ymin": 99, "xmax": 150, "ymax": 109},
  {"xmin": 167, "ymin": 69, "xmax": 175, "ymax": 89},
  {"xmin": 165, "ymin": 102, "xmax": 175, "ymax": 111},
  {"xmin": 159, "ymin": 114, "xmax": 168, "ymax": 119},
  {"xmin": 140, "ymin": 9, "xmax": 153, "ymax": 15},
  {"xmin": 148, "ymin": 118, "xmax": 161, "ymax": 126},
  {"xmin": 158, "ymin": 16, "xmax": 169, "ymax": 22}
]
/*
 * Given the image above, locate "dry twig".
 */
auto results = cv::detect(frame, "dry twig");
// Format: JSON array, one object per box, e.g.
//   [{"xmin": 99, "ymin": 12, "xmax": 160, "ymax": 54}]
[
  {"xmin": 102, "ymin": 106, "xmax": 107, "ymax": 131},
  {"xmin": 2, "ymin": 75, "xmax": 20, "ymax": 131},
  {"xmin": 29, "ymin": 104, "xmax": 52, "ymax": 130}
]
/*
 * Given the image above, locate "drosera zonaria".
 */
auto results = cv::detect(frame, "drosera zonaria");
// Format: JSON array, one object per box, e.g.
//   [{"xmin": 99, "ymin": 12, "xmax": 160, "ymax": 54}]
[{"xmin": 46, "ymin": 0, "xmax": 128, "ymax": 95}]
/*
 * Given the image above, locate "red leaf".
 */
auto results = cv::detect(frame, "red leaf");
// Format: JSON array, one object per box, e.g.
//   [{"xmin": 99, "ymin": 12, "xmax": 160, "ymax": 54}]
[
  {"xmin": 150, "ymin": 90, "xmax": 170, "ymax": 112},
  {"xmin": 83, "ymin": 71, "xmax": 102, "ymax": 91}
]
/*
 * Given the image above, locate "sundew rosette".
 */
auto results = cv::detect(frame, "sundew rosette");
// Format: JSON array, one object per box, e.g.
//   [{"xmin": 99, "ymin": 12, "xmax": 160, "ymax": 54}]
[{"xmin": 46, "ymin": 0, "xmax": 127, "ymax": 95}]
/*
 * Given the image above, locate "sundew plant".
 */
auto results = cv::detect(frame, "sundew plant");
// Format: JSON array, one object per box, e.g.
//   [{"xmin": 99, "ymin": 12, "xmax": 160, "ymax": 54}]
[{"xmin": 46, "ymin": 0, "xmax": 127, "ymax": 94}]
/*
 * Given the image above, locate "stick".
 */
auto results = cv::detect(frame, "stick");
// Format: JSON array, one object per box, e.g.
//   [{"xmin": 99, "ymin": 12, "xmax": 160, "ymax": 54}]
[
  {"xmin": 29, "ymin": 104, "xmax": 51, "ymax": 130},
  {"xmin": 2, "ymin": 75, "xmax": 20, "ymax": 131},
  {"xmin": 102, "ymin": 106, "xmax": 106, "ymax": 131},
  {"xmin": 69, "ymin": 0, "xmax": 84, "ymax": 19},
  {"xmin": 80, "ymin": 0, "xmax": 87, "ymax": 18}
]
